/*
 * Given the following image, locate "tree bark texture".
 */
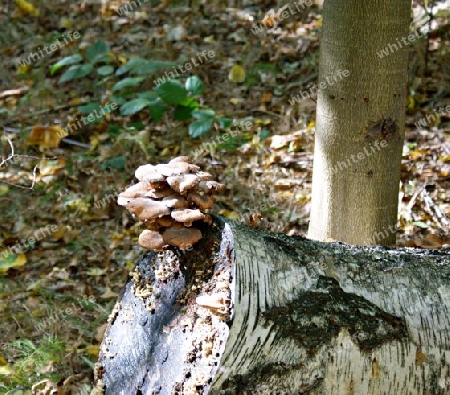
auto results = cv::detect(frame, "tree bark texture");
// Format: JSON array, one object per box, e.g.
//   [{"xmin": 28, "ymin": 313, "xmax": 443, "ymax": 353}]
[
  {"xmin": 94, "ymin": 218, "xmax": 450, "ymax": 394},
  {"xmin": 308, "ymin": 0, "xmax": 412, "ymax": 245}
]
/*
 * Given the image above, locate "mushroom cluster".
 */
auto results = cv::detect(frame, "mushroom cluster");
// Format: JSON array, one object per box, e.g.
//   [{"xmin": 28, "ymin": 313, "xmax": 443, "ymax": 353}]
[{"xmin": 118, "ymin": 156, "xmax": 224, "ymax": 251}]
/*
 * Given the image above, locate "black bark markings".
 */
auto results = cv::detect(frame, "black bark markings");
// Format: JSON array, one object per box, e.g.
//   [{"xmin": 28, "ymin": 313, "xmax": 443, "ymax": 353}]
[
  {"xmin": 365, "ymin": 118, "xmax": 400, "ymax": 141},
  {"xmin": 264, "ymin": 235, "xmax": 298, "ymax": 257},
  {"xmin": 220, "ymin": 361, "xmax": 323, "ymax": 394},
  {"xmin": 265, "ymin": 276, "xmax": 408, "ymax": 354}
]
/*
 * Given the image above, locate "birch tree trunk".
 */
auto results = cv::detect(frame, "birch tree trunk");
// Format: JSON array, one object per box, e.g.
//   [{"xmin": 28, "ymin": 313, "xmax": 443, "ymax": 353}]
[
  {"xmin": 308, "ymin": 0, "xmax": 412, "ymax": 245},
  {"xmin": 94, "ymin": 218, "xmax": 450, "ymax": 395}
]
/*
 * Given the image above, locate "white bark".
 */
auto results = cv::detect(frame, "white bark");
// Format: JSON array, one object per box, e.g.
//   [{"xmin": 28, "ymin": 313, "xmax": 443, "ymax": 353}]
[{"xmin": 211, "ymin": 222, "xmax": 450, "ymax": 394}]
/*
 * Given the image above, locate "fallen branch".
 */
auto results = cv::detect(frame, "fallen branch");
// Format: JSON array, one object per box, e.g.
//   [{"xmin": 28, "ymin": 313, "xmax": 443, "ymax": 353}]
[{"xmin": 95, "ymin": 217, "xmax": 450, "ymax": 394}]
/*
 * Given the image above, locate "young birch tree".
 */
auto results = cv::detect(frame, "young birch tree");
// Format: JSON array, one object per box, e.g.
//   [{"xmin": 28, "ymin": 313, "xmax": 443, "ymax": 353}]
[{"xmin": 308, "ymin": 0, "xmax": 412, "ymax": 245}]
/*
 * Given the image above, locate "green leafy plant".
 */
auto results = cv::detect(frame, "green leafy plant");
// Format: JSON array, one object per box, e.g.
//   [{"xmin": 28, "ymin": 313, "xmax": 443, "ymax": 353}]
[
  {"xmin": 50, "ymin": 41, "xmax": 113, "ymax": 83},
  {"xmin": 51, "ymin": 45, "xmax": 246, "ymax": 140},
  {"xmin": 119, "ymin": 76, "xmax": 232, "ymax": 137},
  {"xmin": 189, "ymin": 108, "xmax": 232, "ymax": 138}
]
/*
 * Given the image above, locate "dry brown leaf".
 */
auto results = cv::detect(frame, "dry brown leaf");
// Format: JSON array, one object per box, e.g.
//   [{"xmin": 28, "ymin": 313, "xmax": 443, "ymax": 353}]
[
  {"xmin": 39, "ymin": 158, "xmax": 66, "ymax": 176},
  {"xmin": 26, "ymin": 125, "xmax": 67, "ymax": 149}
]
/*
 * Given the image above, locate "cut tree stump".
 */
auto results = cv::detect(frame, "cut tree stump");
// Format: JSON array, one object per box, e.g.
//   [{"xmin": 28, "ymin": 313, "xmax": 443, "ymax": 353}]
[{"xmin": 94, "ymin": 217, "xmax": 450, "ymax": 395}]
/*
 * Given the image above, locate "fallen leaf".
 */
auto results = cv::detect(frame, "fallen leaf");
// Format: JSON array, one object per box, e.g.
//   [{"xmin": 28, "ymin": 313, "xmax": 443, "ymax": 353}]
[
  {"xmin": 261, "ymin": 8, "xmax": 280, "ymax": 27},
  {"xmin": 84, "ymin": 344, "xmax": 100, "ymax": 357},
  {"xmin": 59, "ymin": 17, "xmax": 72, "ymax": 29},
  {"xmin": 39, "ymin": 158, "xmax": 66, "ymax": 176},
  {"xmin": 14, "ymin": 0, "xmax": 39, "ymax": 16},
  {"xmin": 261, "ymin": 92, "xmax": 272, "ymax": 104},
  {"xmin": 69, "ymin": 97, "xmax": 85, "ymax": 106},
  {"xmin": 86, "ymin": 267, "xmax": 108, "ymax": 276},
  {"xmin": 17, "ymin": 64, "xmax": 31, "ymax": 75},
  {"xmin": 229, "ymin": 98, "xmax": 244, "ymax": 105},
  {"xmin": 26, "ymin": 125, "xmax": 67, "ymax": 149},
  {"xmin": 306, "ymin": 120, "xmax": 315, "ymax": 132},
  {"xmin": 0, "ymin": 252, "xmax": 27, "ymax": 274},
  {"xmin": 219, "ymin": 209, "xmax": 240, "ymax": 220},
  {"xmin": 0, "ymin": 185, "xmax": 9, "ymax": 196},
  {"xmin": 40, "ymin": 360, "xmax": 56, "ymax": 374},
  {"xmin": 100, "ymin": 288, "xmax": 118, "ymax": 300},
  {"xmin": 96, "ymin": 324, "xmax": 108, "ymax": 342},
  {"xmin": 228, "ymin": 64, "xmax": 246, "ymax": 83},
  {"xmin": 0, "ymin": 365, "xmax": 13, "ymax": 375},
  {"xmin": 203, "ymin": 36, "xmax": 216, "ymax": 44}
]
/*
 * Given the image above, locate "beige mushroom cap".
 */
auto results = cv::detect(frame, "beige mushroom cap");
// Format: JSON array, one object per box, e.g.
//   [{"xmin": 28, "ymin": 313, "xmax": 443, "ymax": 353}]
[
  {"xmin": 169, "ymin": 156, "xmax": 190, "ymax": 164},
  {"xmin": 135, "ymin": 164, "xmax": 165, "ymax": 182},
  {"xmin": 167, "ymin": 156, "xmax": 200, "ymax": 172},
  {"xmin": 122, "ymin": 157, "xmax": 223, "ymax": 252},
  {"xmin": 144, "ymin": 186, "xmax": 174, "ymax": 199},
  {"xmin": 187, "ymin": 163, "xmax": 200, "ymax": 173},
  {"xmin": 155, "ymin": 162, "xmax": 190, "ymax": 177},
  {"xmin": 162, "ymin": 194, "xmax": 188, "ymax": 209},
  {"xmin": 171, "ymin": 209, "xmax": 205, "ymax": 226},
  {"xmin": 166, "ymin": 174, "xmax": 200, "ymax": 195},
  {"xmin": 126, "ymin": 198, "xmax": 171, "ymax": 222},
  {"xmin": 118, "ymin": 182, "xmax": 152, "ymax": 206},
  {"xmin": 139, "ymin": 230, "xmax": 165, "ymax": 251},
  {"xmin": 155, "ymin": 216, "xmax": 173, "ymax": 228},
  {"xmin": 117, "ymin": 196, "xmax": 132, "ymax": 206},
  {"xmin": 196, "ymin": 171, "xmax": 213, "ymax": 181},
  {"xmin": 163, "ymin": 227, "xmax": 202, "ymax": 250},
  {"xmin": 187, "ymin": 192, "xmax": 215, "ymax": 210}
]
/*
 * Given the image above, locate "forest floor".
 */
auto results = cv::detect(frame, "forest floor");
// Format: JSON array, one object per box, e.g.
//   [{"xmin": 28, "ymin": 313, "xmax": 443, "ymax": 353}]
[{"xmin": 0, "ymin": 0, "xmax": 449, "ymax": 393}]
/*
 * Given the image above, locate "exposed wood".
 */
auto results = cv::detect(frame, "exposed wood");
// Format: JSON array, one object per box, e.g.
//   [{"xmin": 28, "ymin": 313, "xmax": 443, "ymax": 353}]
[
  {"xmin": 94, "ymin": 220, "xmax": 233, "ymax": 394},
  {"xmin": 95, "ymin": 218, "xmax": 450, "ymax": 394}
]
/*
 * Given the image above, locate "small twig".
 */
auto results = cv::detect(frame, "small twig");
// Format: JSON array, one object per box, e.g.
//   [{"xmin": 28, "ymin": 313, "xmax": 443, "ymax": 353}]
[
  {"xmin": 404, "ymin": 184, "xmax": 425, "ymax": 222},
  {"xmin": 251, "ymin": 109, "xmax": 283, "ymax": 118},
  {"xmin": 0, "ymin": 136, "xmax": 15, "ymax": 168},
  {"xmin": 421, "ymin": 189, "xmax": 450, "ymax": 227},
  {"xmin": 0, "ymin": 136, "xmax": 37, "ymax": 190},
  {"xmin": 0, "ymin": 164, "xmax": 38, "ymax": 190},
  {"xmin": 0, "ymin": 136, "xmax": 42, "ymax": 163},
  {"xmin": 0, "ymin": 86, "xmax": 30, "ymax": 100},
  {"xmin": 1, "ymin": 100, "xmax": 89, "ymax": 127}
]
